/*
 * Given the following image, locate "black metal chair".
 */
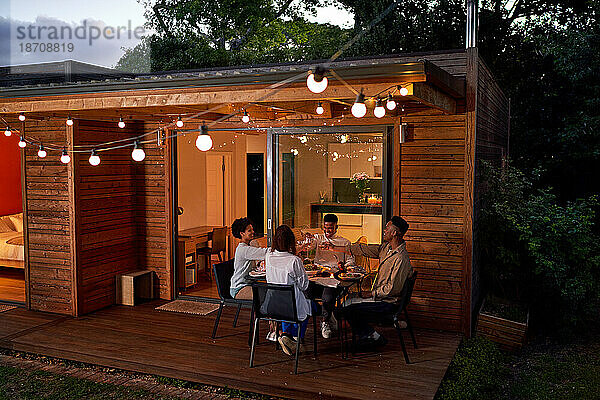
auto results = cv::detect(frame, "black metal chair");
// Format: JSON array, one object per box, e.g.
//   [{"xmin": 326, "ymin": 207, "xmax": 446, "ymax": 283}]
[
  {"xmin": 212, "ymin": 260, "xmax": 253, "ymax": 345},
  {"xmin": 249, "ymin": 282, "xmax": 317, "ymax": 374},
  {"xmin": 339, "ymin": 271, "xmax": 418, "ymax": 363}
]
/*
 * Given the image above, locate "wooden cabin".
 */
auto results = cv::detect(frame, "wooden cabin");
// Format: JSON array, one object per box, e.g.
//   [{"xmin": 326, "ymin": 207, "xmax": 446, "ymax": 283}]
[{"xmin": 0, "ymin": 48, "xmax": 508, "ymax": 336}]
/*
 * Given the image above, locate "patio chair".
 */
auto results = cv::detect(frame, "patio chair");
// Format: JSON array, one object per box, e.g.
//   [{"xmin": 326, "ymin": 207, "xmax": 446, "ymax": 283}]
[
  {"xmin": 339, "ymin": 271, "xmax": 418, "ymax": 363},
  {"xmin": 198, "ymin": 227, "xmax": 228, "ymax": 281},
  {"xmin": 212, "ymin": 260, "xmax": 254, "ymax": 346},
  {"xmin": 249, "ymin": 282, "xmax": 318, "ymax": 374}
]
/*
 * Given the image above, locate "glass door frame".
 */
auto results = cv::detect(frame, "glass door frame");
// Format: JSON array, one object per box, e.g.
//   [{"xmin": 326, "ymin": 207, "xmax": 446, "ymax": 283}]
[{"xmin": 266, "ymin": 125, "xmax": 394, "ymax": 244}]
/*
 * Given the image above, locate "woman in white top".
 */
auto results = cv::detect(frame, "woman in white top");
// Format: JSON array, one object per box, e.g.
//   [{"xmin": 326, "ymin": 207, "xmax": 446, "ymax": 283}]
[
  {"xmin": 265, "ymin": 225, "xmax": 314, "ymax": 354},
  {"xmin": 230, "ymin": 218, "xmax": 268, "ymax": 299}
]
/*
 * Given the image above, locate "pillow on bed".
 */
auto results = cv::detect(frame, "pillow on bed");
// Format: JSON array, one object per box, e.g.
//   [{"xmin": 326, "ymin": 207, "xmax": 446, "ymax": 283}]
[
  {"xmin": 8, "ymin": 213, "xmax": 23, "ymax": 232},
  {"xmin": 0, "ymin": 216, "xmax": 16, "ymax": 232}
]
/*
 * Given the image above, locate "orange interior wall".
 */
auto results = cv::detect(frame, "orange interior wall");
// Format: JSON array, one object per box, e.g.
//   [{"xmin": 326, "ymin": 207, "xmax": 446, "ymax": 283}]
[{"xmin": 0, "ymin": 135, "xmax": 23, "ymax": 215}]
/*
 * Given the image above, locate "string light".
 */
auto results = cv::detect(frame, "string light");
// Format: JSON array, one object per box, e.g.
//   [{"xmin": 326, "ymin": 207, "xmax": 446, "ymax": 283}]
[
  {"xmin": 374, "ymin": 99, "xmax": 385, "ymax": 118},
  {"xmin": 19, "ymin": 113, "xmax": 25, "ymax": 121},
  {"xmin": 18, "ymin": 136, "xmax": 26, "ymax": 148},
  {"xmin": 176, "ymin": 116, "xmax": 184, "ymax": 128},
  {"xmin": 37, "ymin": 144, "xmax": 47, "ymax": 158},
  {"xmin": 66, "ymin": 116, "xmax": 73, "ymax": 126},
  {"xmin": 195, "ymin": 125, "xmax": 212, "ymax": 151},
  {"xmin": 351, "ymin": 91, "xmax": 366, "ymax": 118},
  {"xmin": 316, "ymin": 102, "xmax": 324, "ymax": 115},
  {"xmin": 118, "ymin": 117, "xmax": 125, "ymax": 129},
  {"xmin": 290, "ymin": 148, "xmax": 299, "ymax": 156},
  {"xmin": 399, "ymin": 86, "xmax": 409, "ymax": 96},
  {"xmin": 60, "ymin": 148, "xmax": 71, "ymax": 164},
  {"xmin": 386, "ymin": 93, "xmax": 396, "ymax": 110},
  {"xmin": 306, "ymin": 66, "xmax": 328, "ymax": 94},
  {"xmin": 4, "ymin": 127, "xmax": 11, "ymax": 137},
  {"xmin": 242, "ymin": 110, "xmax": 250, "ymax": 123},
  {"xmin": 340, "ymin": 134, "xmax": 349, "ymax": 144},
  {"xmin": 131, "ymin": 141, "xmax": 145, "ymax": 162},
  {"xmin": 299, "ymin": 135, "xmax": 308, "ymax": 144},
  {"xmin": 89, "ymin": 149, "xmax": 100, "ymax": 166}
]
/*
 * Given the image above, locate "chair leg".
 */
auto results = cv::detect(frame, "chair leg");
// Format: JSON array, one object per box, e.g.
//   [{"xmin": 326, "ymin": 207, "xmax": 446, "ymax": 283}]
[
  {"xmin": 405, "ymin": 310, "xmax": 418, "ymax": 349},
  {"xmin": 294, "ymin": 331, "xmax": 301, "ymax": 374},
  {"xmin": 395, "ymin": 322, "xmax": 410, "ymax": 364},
  {"xmin": 218, "ymin": 252, "xmax": 223, "ymax": 262},
  {"xmin": 248, "ymin": 307, "xmax": 254, "ymax": 347},
  {"xmin": 312, "ymin": 315, "xmax": 317, "ymax": 357},
  {"xmin": 233, "ymin": 303, "xmax": 242, "ymax": 327},
  {"xmin": 212, "ymin": 302, "xmax": 224, "ymax": 339},
  {"xmin": 249, "ymin": 318, "xmax": 259, "ymax": 367}
]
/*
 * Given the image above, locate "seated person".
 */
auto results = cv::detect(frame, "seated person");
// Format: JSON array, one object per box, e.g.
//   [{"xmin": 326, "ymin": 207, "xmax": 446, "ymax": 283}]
[
  {"xmin": 265, "ymin": 225, "xmax": 315, "ymax": 355},
  {"xmin": 338, "ymin": 216, "xmax": 414, "ymax": 349},
  {"xmin": 230, "ymin": 217, "xmax": 268, "ymax": 300},
  {"xmin": 304, "ymin": 213, "xmax": 357, "ymax": 339}
]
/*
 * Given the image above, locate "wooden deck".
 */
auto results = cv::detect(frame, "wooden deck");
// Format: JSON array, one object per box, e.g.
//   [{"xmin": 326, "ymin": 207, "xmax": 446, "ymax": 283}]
[{"xmin": 0, "ymin": 301, "xmax": 461, "ymax": 400}]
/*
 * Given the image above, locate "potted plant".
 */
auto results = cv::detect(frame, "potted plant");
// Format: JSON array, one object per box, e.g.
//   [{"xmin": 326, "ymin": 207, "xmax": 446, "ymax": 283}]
[
  {"xmin": 476, "ymin": 295, "xmax": 529, "ymax": 352},
  {"xmin": 350, "ymin": 172, "xmax": 370, "ymax": 203}
]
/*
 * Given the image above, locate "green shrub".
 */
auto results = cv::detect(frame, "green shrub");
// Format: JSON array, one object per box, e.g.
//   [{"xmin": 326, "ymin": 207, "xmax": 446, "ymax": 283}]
[{"xmin": 436, "ymin": 336, "xmax": 506, "ymax": 400}]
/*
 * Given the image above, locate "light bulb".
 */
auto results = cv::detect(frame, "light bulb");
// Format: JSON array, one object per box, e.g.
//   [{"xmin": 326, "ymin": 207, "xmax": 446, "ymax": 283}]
[
  {"xmin": 176, "ymin": 116, "xmax": 184, "ymax": 128},
  {"xmin": 60, "ymin": 149, "xmax": 71, "ymax": 164},
  {"xmin": 306, "ymin": 67, "xmax": 328, "ymax": 93},
  {"xmin": 242, "ymin": 111, "xmax": 250, "ymax": 123},
  {"xmin": 291, "ymin": 148, "xmax": 299, "ymax": 156},
  {"xmin": 131, "ymin": 141, "xmax": 146, "ymax": 162},
  {"xmin": 37, "ymin": 145, "xmax": 47, "ymax": 158},
  {"xmin": 118, "ymin": 118, "xmax": 125, "ymax": 128},
  {"xmin": 399, "ymin": 86, "xmax": 409, "ymax": 96},
  {"xmin": 374, "ymin": 99, "xmax": 386, "ymax": 118},
  {"xmin": 372, "ymin": 155, "xmax": 377, "ymax": 161},
  {"xmin": 316, "ymin": 102, "xmax": 324, "ymax": 115},
  {"xmin": 18, "ymin": 113, "xmax": 25, "ymax": 121},
  {"xmin": 386, "ymin": 93, "xmax": 396, "ymax": 110},
  {"xmin": 89, "ymin": 150, "xmax": 100, "ymax": 166},
  {"xmin": 195, "ymin": 125, "xmax": 212, "ymax": 151},
  {"xmin": 299, "ymin": 135, "xmax": 307, "ymax": 144},
  {"xmin": 66, "ymin": 116, "xmax": 73, "ymax": 126},
  {"xmin": 4, "ymin": 127, "xmax": 11, "ymax": 137},
  {"xmin": 18, "ymin": 137, "xmax": 26, "ymax": 148},
  {"xmin": 351, "ymin": 92, "xmax": 366, "ymax": 118},
  {"xmin": 340, "ymin": 134, "xmax": 348, "ymax": 144}
]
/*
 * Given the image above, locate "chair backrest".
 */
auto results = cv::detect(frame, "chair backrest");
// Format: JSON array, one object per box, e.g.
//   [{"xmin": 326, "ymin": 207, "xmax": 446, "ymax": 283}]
[
  {"xmin": 213, "ymin": 259, "xmax": 235, "ymax": 300},
  {"xmin": 353, "ymin": 236, "xmax": 370, "ymax": 272},
  {"xmin": 211, "ymin": 227, "xmax": 228, "ymax": 253},
  {"xmin": 251, "ymin": 282, "xmax": 298, "ymax": 323},
  {"xmin": 291, "ymin": 227, "xmax": 304, "ymax": 243},
  {"xmin": 395, "ymin": 271, "xmax": 418, "ymax": 314}
]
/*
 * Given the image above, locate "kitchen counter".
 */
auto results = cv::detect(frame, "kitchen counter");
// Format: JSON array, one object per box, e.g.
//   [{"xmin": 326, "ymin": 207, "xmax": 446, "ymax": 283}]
[{"xmin": 310, "ymin": 202, "xmax": 382, "ymax": 227}]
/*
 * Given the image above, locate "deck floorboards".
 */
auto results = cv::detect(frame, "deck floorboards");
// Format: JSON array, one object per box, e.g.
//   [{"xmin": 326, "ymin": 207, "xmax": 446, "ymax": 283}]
[{"xmin": 0, "ymin": 301, "xmax": 460, "ymax": 400}]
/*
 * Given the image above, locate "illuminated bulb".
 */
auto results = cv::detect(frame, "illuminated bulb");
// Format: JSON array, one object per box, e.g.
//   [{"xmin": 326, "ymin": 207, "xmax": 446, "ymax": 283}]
[
  {"xmin": 372, "ymin": 155, "xmax": 377, "ymax": 161},
  {"xmin": 18, "ymin": 137, "xmax": 26, "ymax": 148},
  {"xmin": 299, "ymin": 135, "xmax": 307, "ymax": 144},
  {"xmin": 340, "ymin": 134, "xmax": 348, "ymax": 144},
  {"xmin": 4, "ymin": 127, "xmax": 11, "ymax": 137},
  {"xmin": 66, "ymin": 116, "xmax": 73, "ymax": 126},
  {"xmin": 291, "ymin": 148, "xmax": 299, "ymax": 156},
  {"xmin": 386, "ymin": 93, "xmax": 396, "ymax": 110},
  {"xmin": 176, "ymin": 116, "xmax": 184, "ymax": 128},
  {"xmin": 241, "ymin": 111, "xmax": 250, "ymax": 123},
  {"xmin": 399, "ymin": 86, "xmax": 409, "ymax": 96},
  {"xmin": 89, "ymin": 149, "xmax": 100, "ymax": 166},
  {"xmin": 374, "ymin": 99, "xmax": 386, "ymax": 118},
  {"xmin": 368, "ymin": 157, "xmax": 372, "ymax": 162},
  {"xmin": 131, "ymin": 141, "xmax": 146, "ymax": 162},
  {"xmin": 18, "ymin": 113, "xmax": 25, "ymax": 121},
  {"xmin": 316, "ymin": 102, "xmax": 324, "ymax": 115},
  {"xmin": 37, "ymin": 144, "xmax": 47, "ymax": 158},
  {"xmin": 195, "ymin": 125, "xmax": 213, "ymax": 151},
  {"xmin": 351, "ymin": 92, "xmax": 366, "ymax": 118},
  {"xmin": 306, "ymin": 66, "xmax": 328, "ymax": 94},
  {"xmin": 60, "ymin": 149, "xmax": 71, "ymax": 164},
  {"xmin": 118, "ymin": 118, "xmax": 125, "ymax": 129}
]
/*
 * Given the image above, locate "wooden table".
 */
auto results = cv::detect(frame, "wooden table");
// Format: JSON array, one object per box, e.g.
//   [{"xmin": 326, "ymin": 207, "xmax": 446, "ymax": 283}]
[{"xmin": 177, "ymin": 226, "xmax": 228, "ymax": 291}]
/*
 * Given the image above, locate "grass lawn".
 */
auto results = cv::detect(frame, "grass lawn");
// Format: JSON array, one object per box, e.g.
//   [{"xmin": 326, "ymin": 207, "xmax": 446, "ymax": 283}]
[
  {"xmin": 0, "ymin": 365, "xmax": 179, "ymax": 400},
  {"xmin": 436, "ymin": 335, "xmax": 600, "ymax": 400}
]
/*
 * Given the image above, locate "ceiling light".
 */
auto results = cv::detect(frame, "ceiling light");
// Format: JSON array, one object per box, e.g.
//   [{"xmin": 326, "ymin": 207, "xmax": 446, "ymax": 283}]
[
  {"xmin": 316, "ymin": 102, "xmax": 324, "ymax": 115},
  {"xmin": 195, "ymin": 125, "xmax": 212, "ymax": 151},
  {"xmin": 89, "ymin": 149, "xmax": 101, "ymax": 166},
  {"xmin": 306, "ymin": 66, "xmax": 328, "ymax": 94},
  {"xmin": 37, "ymin": 144, "xmax": 47, "ymax": 158},
  {"xmin": 386, "ymin": 93, "xmax": 396, "ymax": 110},
  {"xmin": 374, "ymin": 99, "xmax": 385, "ymax": 118},
  {"xmin": 118, "ymin": 117, "xmax": 126, "ymax": 128},
  {"xmin": 60, "ymin": 149, "xmax": 71, "ymax": 164},
  {"xmin": 176, "ymin": 116, "xmax": 184, "ymax": 128},
  {"xmin": 399, "ymin": 86, "xmax": 409, "ymax": 96},
  {"xmin": 351, "ymin": 91, "xmax": 366, "ymax": 118},
  {"xmin": 131, "ymin": 141, "xmax": 146, "ymax": 162}
]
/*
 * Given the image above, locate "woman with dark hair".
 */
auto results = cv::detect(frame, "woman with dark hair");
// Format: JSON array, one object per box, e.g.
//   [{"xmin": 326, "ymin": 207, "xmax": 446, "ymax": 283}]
[
  {"xmin": 230, "ymin": 217, "xmax": 268, "ymax": 300},
  {"xmin": 265, "ymin": 225, "xmax": 313, "ymax": 355}
]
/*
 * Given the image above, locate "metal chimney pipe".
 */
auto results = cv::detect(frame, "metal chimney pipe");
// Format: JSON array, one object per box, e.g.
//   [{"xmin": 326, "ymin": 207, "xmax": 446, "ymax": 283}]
[{"xmin": 466, "ymin": 0, "xmax": 478, "ymax": 48}]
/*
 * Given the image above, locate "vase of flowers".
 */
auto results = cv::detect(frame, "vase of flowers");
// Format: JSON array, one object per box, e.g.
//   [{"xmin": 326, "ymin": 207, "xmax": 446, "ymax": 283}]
[{"xmin": 350, "ymin": 172, "xmax": 370, "ymax": 203}]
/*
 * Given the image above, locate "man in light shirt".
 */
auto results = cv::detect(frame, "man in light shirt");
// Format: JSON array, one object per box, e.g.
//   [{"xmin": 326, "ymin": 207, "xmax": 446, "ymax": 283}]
[{"xmin": 304, "ymin": 213, "xmax": 356, "ymax": 339}]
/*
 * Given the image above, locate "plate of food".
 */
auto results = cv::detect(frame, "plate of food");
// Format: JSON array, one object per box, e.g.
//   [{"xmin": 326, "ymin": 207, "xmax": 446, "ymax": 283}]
[
  {"xmin": 249, "ymin": 270, "xmax": 266, "ymax": 278},
  {"xmin": 335, "ymin": 271, "xmax": 364, "ymax": 281}
]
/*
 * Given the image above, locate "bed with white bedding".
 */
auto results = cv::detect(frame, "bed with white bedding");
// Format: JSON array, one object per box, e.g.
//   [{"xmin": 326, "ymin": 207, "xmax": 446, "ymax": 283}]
[{"xmin": 0, "ymin": 213, "xmax": 24, "ymax": 269}]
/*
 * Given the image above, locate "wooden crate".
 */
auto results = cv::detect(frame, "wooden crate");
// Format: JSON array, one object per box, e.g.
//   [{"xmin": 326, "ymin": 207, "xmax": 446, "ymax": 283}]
[
  {"xmin": 476, "ymin": 300, "xmax": 529, "ymax": 352},
  {"xmin": 116, "ymin": 270, "xmax": 154, "ymax": 306}
]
